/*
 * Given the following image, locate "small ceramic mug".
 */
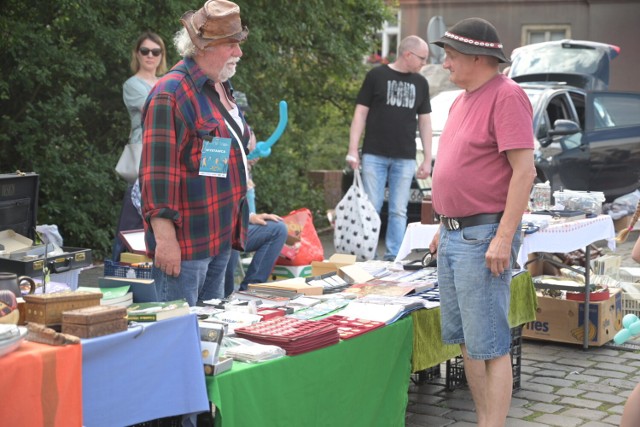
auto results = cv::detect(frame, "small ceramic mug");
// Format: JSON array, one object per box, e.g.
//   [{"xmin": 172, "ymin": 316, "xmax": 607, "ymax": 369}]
[{"xmin": 0, "ymin": 272, "xmax": 36, "ymax": 298}]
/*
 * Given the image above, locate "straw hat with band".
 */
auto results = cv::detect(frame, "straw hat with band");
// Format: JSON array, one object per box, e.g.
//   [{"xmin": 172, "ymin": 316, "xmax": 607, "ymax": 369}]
[
  {"xmin": 433, "ymin": 17, "xmax": 509, "ymax": 64},
  {"xmin": 181, "ymin": 0, "xmax": 249, "ymax": 50}
]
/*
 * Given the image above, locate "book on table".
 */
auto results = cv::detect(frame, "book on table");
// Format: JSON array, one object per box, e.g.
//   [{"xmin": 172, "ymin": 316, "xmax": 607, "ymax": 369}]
[
  {"xmin": 97, "ymin": 276, "xmax": 157, "ymax": 303},
  {"xmin": 342, "ymin": 282, "xmax": 415, "ymax": 298},
  {"xmin": 127, "ymin": 299, "xmax": 190, "ymax": 322},
  {"xmin": 101, "ymin": 292, "xmax": 133, "ymax": 308},
  {"xmin": 76, "ymin": 286, "xmax": 133, "ymax": 308}
]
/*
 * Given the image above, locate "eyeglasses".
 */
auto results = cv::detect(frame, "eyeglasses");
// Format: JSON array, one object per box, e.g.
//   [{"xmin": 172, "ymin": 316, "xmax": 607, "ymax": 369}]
[
  {"xmin": 139, "ymin": 47, "xmax": 162, "ymax": 57},
  {"xmin": 409, "ymin": 51, "xmax": 428, "ymax": 63}
]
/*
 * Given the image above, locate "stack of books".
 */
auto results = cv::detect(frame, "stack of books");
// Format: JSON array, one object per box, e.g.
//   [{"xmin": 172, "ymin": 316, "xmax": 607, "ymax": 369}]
[
  {"xmin": 234, "ymin": 317, "xmax": 340, "ymax": 355},
  {"xmin": 126, "ymin": 299, "xmax": 189, "ymax": 322},
  {"xmin": 76, "ymin": 286, "xmax": 133, "ymax": 308}
]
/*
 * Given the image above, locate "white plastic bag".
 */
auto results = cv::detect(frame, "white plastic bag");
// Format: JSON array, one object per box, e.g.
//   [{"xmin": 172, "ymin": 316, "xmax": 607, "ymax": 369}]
[
  {"xmin": 333, "ymin": 169, "xmax": 381, "ymax": 261},
  {"xmin": 115, "ymin": 143, "xmax": 142, "ymax": 184}
]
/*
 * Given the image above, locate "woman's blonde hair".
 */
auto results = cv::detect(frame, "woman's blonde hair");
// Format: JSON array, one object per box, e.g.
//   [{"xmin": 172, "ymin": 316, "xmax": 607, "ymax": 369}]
[{"xmin": 130, "ymin": 31, "xmax": 167, "ymax": 75}]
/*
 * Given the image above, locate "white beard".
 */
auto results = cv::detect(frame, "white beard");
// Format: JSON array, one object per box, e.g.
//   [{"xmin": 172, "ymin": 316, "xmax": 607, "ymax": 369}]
[{"xmin": 219, "ymin": 58, "xmax": 239, "ymax": 82}]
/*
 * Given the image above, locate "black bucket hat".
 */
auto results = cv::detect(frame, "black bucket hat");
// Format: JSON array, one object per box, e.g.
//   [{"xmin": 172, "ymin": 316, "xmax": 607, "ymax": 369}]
[{"xmin": 433, "ymin": 17, "xmax": 509, "ymax": 63}]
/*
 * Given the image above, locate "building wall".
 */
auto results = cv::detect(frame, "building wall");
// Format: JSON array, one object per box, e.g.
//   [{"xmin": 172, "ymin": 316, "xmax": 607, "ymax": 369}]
[{"xmin": 398, "ymin": 0, "xmax": 640, "ymax": 91}]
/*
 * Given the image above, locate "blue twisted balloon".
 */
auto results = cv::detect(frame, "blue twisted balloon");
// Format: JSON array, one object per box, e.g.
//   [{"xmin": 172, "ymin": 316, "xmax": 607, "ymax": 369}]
[{"xmin": 247, "ymin": 100, "xmax": 288, "ymax": 160}]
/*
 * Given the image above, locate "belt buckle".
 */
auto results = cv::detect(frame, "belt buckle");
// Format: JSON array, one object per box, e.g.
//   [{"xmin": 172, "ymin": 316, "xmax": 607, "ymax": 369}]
[{"xmin": 443, "ymin": 216, "xmax": 460, "ymax": 230}]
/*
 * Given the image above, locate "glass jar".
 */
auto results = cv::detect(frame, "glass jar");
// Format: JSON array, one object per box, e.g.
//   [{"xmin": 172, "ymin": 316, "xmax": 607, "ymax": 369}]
[{"xmin": 530, "ymin": 183, "xmax": 551, "ymax": 211}]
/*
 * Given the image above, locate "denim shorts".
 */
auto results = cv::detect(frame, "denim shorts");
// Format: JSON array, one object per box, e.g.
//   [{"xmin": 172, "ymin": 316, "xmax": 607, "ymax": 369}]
[{"xmin": 437, "ymin": 222, "xmax": 522, "ymax": 360}]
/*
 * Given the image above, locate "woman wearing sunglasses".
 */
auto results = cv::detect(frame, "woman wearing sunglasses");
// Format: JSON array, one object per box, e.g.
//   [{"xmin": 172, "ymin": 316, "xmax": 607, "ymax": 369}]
[{"xmin": 112, "ymin": 31, "xmax": 167, "ymax": 261}]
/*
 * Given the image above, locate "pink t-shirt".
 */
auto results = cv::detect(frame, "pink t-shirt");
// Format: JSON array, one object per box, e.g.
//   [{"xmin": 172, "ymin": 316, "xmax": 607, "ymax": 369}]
[{"xmin": 432, "ymin": 74, "xmax": 534, "ymax": 218}]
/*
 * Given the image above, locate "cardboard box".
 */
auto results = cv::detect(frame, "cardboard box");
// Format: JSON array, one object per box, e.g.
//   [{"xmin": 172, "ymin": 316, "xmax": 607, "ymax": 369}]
[
  {"xmin": 271, "ymin": 265, "xmax": 312, "ymax": 280},
  {"xmin": 204, "ymin": 356, "xmax": 233, "ymax": 376},
  {"xmin": 523, "ymin": 288, "xmax": 622, "ymax": 346},
  {"xmin": 249, "ymin": 278, "xmax": 323, "ymax": 296},
  {"xmin": 311, "ymin": 254, "xmax": 356, "ymax": 277},
  {"xmin": 525, "ymin": 253, "xmax": 560, "ymax": 277},
  {"xmin": 337, "ymin": 263, "xmax": 374, "ymax": 284}
]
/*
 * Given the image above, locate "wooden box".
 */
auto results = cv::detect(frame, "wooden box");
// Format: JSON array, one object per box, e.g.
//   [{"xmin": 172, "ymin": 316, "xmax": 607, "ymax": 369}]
[
  {"xmin": 62, "ymin": 318, "xmax": 128, "ymax": 338},
  {"xmin": 62, "ymin": 305, "xmax": 128, "ymax": 338},
  {"xmin": 420, "ymin": 197, "xmax": 438, "ymax": 224},
  {"xmin": 23, "ymin": 291, "xmax": 102, "ymax": 325}
]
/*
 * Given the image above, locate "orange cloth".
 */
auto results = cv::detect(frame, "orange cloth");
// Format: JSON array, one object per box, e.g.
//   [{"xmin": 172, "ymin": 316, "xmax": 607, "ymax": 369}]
[{"xmin": 0, "ymin": 341, "xmax": 82, "ymax": 427}]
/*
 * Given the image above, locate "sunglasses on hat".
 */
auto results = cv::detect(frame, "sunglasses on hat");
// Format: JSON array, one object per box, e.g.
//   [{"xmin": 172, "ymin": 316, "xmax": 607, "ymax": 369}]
[{"xmin": 139, "ymin": 47, "xmax": 162, "ymax": 57}]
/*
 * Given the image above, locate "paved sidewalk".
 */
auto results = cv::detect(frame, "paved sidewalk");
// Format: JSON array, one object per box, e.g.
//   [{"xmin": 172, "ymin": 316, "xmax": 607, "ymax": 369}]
[
  {"xmin": 406, "ymin": 339, "xmax": 640, "ymax": 427},
  {"xmin": 405, "ymin": 232, "xmax": 640, "ymax": 427}
]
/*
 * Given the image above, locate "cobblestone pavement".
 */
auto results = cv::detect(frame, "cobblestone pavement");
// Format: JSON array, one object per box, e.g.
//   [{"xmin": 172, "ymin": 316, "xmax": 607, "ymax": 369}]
[
  {"xmin": 405, "ymin": 232, "xmax": 640, "ymax": 427},
  {"xmin": 407, "ymin": 340, "xmax": 640, "ymax": 427}
]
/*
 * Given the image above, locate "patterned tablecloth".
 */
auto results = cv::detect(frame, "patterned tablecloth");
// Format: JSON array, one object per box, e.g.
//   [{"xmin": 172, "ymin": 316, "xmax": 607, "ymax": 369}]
[
  {"xmin": 517, "ymin": 214, "xmax": 616, "ymax": 268},
  {"xmin": 395, "ymin": 216, "xmax": 616, "ymax": 271}
]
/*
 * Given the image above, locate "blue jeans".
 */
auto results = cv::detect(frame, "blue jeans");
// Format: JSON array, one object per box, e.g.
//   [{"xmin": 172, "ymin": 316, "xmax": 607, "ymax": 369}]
[
  {"xmin": 224, "ymin": 220, "xmax": 289, "ymax": 296},
  {"xmin": 438, "ymin": 223, "xmax": 522, "ymax": 360},
  {"xmin": 111, "ymin": 184, "xmax": 143, "ymax": 262},
  {"xmin": 152, "ymin": 246, "xmax": 231, "ymax": 306},
  {"xmin": 361, "ymin": 154, "xmax": 415, "ymax": 260}
]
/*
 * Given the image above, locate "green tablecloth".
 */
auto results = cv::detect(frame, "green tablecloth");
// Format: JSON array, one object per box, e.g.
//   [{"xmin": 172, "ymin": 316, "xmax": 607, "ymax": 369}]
[
  {"xmin": 411, "ymin": 271, "xmax": 537, "ymax": 372},
  {"xmin": 207, "ymin": 317, "xmax": 413, "ymax": 427}
]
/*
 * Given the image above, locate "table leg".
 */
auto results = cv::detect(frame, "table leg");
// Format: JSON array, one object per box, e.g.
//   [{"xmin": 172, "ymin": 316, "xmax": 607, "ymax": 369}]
[{"xmin": 583, "ymin": 245, "xmax": 591, "ymax": 350}]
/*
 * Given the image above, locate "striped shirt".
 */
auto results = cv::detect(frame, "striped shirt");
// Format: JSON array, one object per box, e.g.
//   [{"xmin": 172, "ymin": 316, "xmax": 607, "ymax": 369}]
[{"xmin": 140, "ymin": 57, "xmax": 249, "ymax": 260}]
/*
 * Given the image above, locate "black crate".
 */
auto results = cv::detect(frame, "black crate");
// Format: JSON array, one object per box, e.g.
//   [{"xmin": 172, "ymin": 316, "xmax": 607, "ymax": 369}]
[
  {"xmin": 411, "ymin": 363, "xmax": 441, "ymax": 385},
  {"xmin": 445, "ymin": 325, "xmax": 523, "ymax": 392},
  {"xmin": 127, "ymin": 410, "xmax": 214, "ymax": 427},
  {"xmin": 511, "ymin": 325, "xmax": 523, "ymax": 392},
  {"xmin": 445, "ymin": 355, "xmax": 466, "ymax": 391},
  {"xmin": 128, "ymin": 416, "xmax": 182, "ymax": 427}
]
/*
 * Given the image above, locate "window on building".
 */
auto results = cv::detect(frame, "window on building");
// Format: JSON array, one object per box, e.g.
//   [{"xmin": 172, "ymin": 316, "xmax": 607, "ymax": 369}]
[
  {"xmin": 521, "ymin": 25, "xmax": 571, "ymax": 45},
  {"xmin": 367, "ymin": 9, "xmax": 400, "ymax": 64}
]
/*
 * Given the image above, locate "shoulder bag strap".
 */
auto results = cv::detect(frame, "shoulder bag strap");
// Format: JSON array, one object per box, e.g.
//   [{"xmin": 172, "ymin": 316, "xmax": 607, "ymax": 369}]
[{"xmin": 202, "ymin": 82, "xmax": 246, "ymax": 144}]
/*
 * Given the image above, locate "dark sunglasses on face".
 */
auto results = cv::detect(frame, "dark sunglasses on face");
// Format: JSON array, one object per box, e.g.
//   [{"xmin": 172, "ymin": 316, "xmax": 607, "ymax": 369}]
[{"xmin": 139, "ymin": 47, "xmax": 162, "ymax": 57}]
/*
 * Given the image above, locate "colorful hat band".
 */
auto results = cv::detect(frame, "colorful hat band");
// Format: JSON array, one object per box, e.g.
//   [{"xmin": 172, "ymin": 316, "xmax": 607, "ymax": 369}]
[{"xmin": 443, "ymin": 31, "xmax": 503, "ymax": 49}]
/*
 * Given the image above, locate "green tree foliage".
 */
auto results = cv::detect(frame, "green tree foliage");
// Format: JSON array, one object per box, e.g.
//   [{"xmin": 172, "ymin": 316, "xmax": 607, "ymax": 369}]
[
  {"xmin": 0, "ymin": 0, "xmax": 387, "ymax": 259},
  {"xmin": 232, "ymin": 0, "xmax": 387, "ymax": 217}
]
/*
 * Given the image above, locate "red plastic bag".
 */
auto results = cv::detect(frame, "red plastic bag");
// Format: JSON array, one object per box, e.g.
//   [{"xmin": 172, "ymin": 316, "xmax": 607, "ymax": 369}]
[{"xmin": 276, "ymin": 208, "xmax": 324, "ymax": 266}]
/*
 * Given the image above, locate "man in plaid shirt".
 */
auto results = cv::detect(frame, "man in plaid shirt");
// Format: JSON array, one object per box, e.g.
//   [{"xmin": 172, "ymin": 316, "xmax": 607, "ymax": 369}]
[{"xmin": 140, "ymin": 0, "xmax": 250, "ymax": 306}]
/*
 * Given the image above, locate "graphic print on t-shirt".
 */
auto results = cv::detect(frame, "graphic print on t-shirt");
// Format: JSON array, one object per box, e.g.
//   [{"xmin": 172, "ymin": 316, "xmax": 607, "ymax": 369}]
[{"xmin": 386, "ymin": 81, "xmax": 416, "ymax": 109}]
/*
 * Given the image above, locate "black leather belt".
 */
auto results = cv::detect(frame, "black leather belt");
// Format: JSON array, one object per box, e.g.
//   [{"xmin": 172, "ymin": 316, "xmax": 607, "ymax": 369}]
[{"xmin": 439, "ymin": 212, "xmax": 503, "ymax": 231}]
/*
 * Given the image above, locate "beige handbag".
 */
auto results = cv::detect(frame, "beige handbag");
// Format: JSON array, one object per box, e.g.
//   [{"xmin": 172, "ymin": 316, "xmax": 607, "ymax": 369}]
[{"xmin": 115, "ymin": 143, "xmax": 142, "ymax": 184}]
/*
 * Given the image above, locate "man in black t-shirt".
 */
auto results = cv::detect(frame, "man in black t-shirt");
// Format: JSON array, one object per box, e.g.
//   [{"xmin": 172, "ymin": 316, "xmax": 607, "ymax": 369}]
[{"xmin": 347, "ymin": 35, "xmax": 433, "ymax": 260}]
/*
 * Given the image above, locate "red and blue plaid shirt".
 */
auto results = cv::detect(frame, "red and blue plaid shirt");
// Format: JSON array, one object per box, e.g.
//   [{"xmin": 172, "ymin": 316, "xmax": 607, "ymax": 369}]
[{"xmin": 140, "ymin": 57, "xmax": 249, "ymax": 260}]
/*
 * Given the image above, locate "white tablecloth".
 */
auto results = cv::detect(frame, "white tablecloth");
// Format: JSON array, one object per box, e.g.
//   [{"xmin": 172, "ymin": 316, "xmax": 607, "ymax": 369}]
[
  {"xmin": 395, "ymin": 222, "xmax": 440, "ymax": 263},
  {"xmin": 517, "ymin": 214, "xmax": 616, "ymax": 269},
  {"xmin": 395, "ymin": 215, "xmax": 616, "ymax": 269}
]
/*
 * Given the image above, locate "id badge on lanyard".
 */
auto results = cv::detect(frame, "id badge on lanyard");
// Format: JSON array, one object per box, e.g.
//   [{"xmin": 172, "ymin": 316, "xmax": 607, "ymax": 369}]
[{"xmin": 199, "ymin": 136, "xmax": 232, "ymax": 178}]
